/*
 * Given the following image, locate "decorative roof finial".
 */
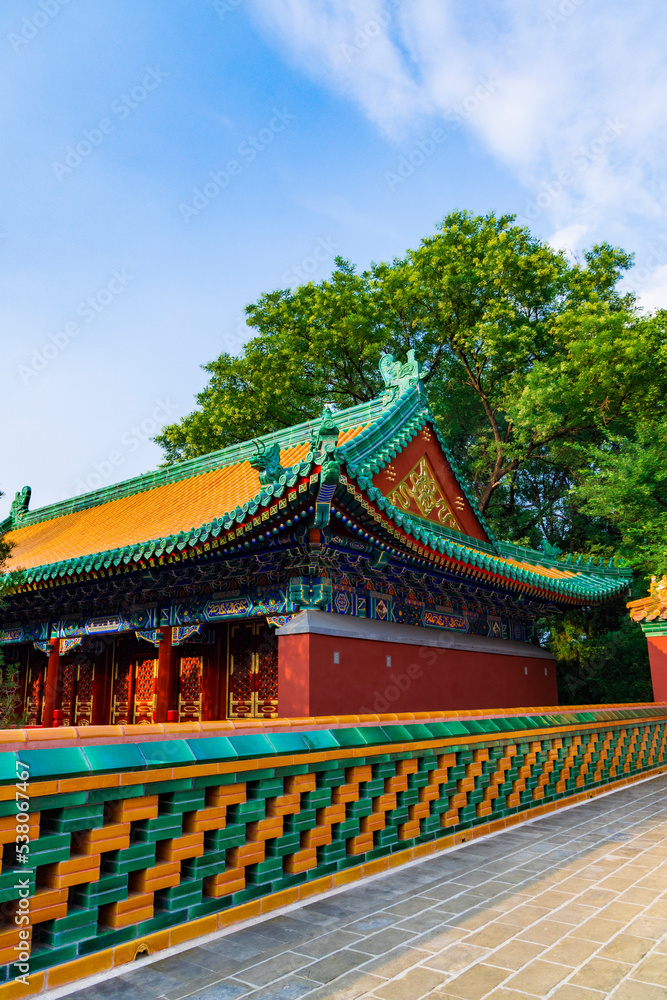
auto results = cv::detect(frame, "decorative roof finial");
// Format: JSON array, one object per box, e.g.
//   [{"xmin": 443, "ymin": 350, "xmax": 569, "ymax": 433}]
[
  {"xmin": 10, "ymin": 486, "xmax": 31, "ymax": 526},
  {"xmin": 379, "ymin": 349, "xmax": 423, "ymax": 402},
  {"xmin": 249, "ymin": 441, "xmax": 284, "ymax": 485}
]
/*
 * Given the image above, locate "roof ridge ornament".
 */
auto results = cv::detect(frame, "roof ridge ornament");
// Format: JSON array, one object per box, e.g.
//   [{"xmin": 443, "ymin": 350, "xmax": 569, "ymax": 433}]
[
  {"xmin": 312, "ymin": 406, "xmax": 341, "ymax": 528},
  {"xmin": 249, "ymin": 440, "xmax": 284, "ymax": 485},
  {"xmin": 379, "ymin": 349, "xmax": 423, "ymax": 403},
  {"xmin": 10, "ymin": 486, "xmax": 31, "ymax": 526}
]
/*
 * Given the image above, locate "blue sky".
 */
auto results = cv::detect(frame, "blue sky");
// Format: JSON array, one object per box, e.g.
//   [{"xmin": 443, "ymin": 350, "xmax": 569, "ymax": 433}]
[{"xmin": 2, "ymin": 0, "xmax": 666, "ymax": 520}]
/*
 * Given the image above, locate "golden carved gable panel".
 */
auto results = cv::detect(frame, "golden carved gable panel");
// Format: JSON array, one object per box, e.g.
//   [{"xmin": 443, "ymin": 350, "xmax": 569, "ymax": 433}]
[{"xmin": 387, "ymin": 455, "xmax": 464, "ymax": 531}]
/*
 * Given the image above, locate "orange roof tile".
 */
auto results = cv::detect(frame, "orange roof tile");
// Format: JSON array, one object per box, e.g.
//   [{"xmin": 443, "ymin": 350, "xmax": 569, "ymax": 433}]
[{"xmin": 5, "ymin": 427, "xmax": 369, "ymax": 573}]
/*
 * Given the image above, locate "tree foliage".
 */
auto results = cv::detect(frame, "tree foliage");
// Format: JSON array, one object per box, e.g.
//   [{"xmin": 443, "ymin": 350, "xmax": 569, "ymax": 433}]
[{"xmin": 156, "ymin": 211, "xmax": 666, "ymax": 702}]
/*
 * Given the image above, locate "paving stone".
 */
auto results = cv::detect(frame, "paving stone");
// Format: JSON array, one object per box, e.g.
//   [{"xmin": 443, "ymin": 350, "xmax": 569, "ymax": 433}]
[
  {"xmin": 632, "ymin": 954, "xmax": 667, "ymax": 986},
  {"xmin": 352, "ymin": 926, "xmax": 419, "ymax": 956},
  {"xmin": 370, "ymin": 966, "xmax": 447, "ymax": 999},
  {"xmin": 298, "ymin": 948, "xmax": 369, "ymax": 984},
  {"xmin": 505, "ymin": 958, "xmax": 571, "ymax": 996},
  {"xmin": 518, "ymin": 919, "xmax": 574, "ymax": 946},
  {"xmin": 547, "ymin": 982, "xmax": 606, "ymax": 998},
  {"xmin": 569, "ymin": 957, "xmax": 633, "ymax": 991},
  {"xmin": 304, "ymin": 971, "xmax": 386, "ymax": 999},
  {"xmin": 611, "ymin": 980, "xmax": 667, "ymax": 999},
  {"xmin": 436, "ymin": 962, "xmax": 509, "ymax": 998},
  {"xmin": 295, "ymin": 928, "xmax": 365, "ymax": 959},
  {"xmin": 234, "ymin": 951, "xmax": 314, "ymax": 987},
  {"xmin": 485, "ymin": 939, "xmax": 543, "ymax": 971}
]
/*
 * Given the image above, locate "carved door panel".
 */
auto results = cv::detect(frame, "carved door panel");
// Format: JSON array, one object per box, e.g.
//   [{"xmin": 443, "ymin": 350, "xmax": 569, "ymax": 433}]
[
  {"xmin": 58, "ymin": 662, "xmax": 76, "ymax": 727},
  {"xmin": 111, "ymin": 659, "xmax": 133, "ymax": 725},
  {"xmin": 228, "ymin": 621, "xmax": 278, "ymax": 719},
  {"xmin": 25, "ymin": 658, "xmax": 44, "ymax": 726},
  {"xmin": 178, "ymin": 655, "xmax": 203, "ymax": 722},
  {"xmin": 73, "ymin": 660, "xmax": 95, "ymax": 726},
  {"xmin": 228, "ymin": 623, "xmax": 255, "ymax": 718},
  {"xmin": 133, "ymin": 658, "xmax": 158, "ymax": 725},
  {"xmin": 256, "ymin": 627, "xmax": 278, "ymax": 718}
]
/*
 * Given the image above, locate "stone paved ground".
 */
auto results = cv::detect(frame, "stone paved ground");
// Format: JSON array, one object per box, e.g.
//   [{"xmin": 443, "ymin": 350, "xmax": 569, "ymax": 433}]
[{"xmin": 61, "ymin": 774, "xmax": 667, "ymax": 1000}]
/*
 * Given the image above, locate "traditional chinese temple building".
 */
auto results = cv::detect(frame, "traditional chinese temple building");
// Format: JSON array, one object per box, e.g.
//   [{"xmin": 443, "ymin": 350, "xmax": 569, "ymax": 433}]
[{"xmin": 1, "ymin": 354, "xmax": 630, "ymax": 727}]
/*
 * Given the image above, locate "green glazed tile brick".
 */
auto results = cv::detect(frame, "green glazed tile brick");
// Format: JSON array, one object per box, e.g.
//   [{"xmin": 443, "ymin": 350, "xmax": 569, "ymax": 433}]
[
  {"xmin": 27, "ymin": 943, "xmax": 77, "ymax": 973},
  {"xmin": 156, "ymin": 877, "xmax": 203, "ymax": 904},
  {"xmin": 265, "ymin": 832, "xmax": 301, "ymax": 857},
  {"xmin": 17, "ymin": 747, "xmax": 91, "ymax": 781},
  {"xmin": 302, "ymin": 789, "xmax": 332, "ymax": 809},
  {"xmin": 247, "ymin": 778, "xmax": 284, "ymax": 799},
  {"xmin": 186, "ymin": 737, "xmax": 238, "ymax": 763},
  {"xmin": 132, "ymin": 814, "xmax": 183, "ymax": 843},
  {"xmin": 228, "ymin": 734, "xmax": 275, "ymax": 759},
  {"xmin": 227, "ymin": 799, "xmax": 265, "ymax": 823},
  {"xmin": 103, "ymin": 841, "xmax": 155, "ymax": 875},
  {"xmin": 317, "ymin": 770, "xmax": 346, "ymax": 788},
  {"xmin": 266, "ymin": 733, "xmax": 309, "ymax": 755},
  {"xmin": 284, "ymin": 809, "xmax": 317, "ymax": 832},
  {"xmin": 182, "ymin": 849, "xmax": 227, "ymax": 874},
  {"xmin": 301, "ymin": 730, "xmax": 339, "ymax": 751},
  {"xmin": 159, "ymin": 789, "xmax": 205, "ymax": 813},
  {"xmin": 38, "ymin": 920, "xmax": 98, "ymax": 948},
  {"xmin": 187, "ymin": 897, "xmax": 226, "ymax": 919},
  {"xmin": 44, "ymin": 802, "xmax": 104, "ymax": 834},
  {"xmin": 205, "ymin": 825, "xmax": 247, "ymax": 851},
  {"xmin": 79, "ymin": 925, "xmax": 137, "ymax": 954},
  {"xmin": 232, "ymin": 884, "xmax": 265, "ymax": 904},
  {"xmin": 330, "ymin": 819, "xmax": 361, "ymax": 840},
  {"xmin": 139, "ymin": 740, "xmax": 196, "ymax": 768},
  {"xmin": 245, "ymin": 857, "xmax": 283, "ymax": 884},
  {"xmin": 83, "ymin": 744, "xmax": 145, "ymax": 774},
  {"xmin": 347, "ymin": 799, "xmax": 373, "ymax": 819},
  {"xmin": 72, "ymin": 874, "xmax": 128, "ymax": 908},
  {"xmin": 182, "ymin": 857, "xmax": 226, "ymax": 881},
  {"xmin": 270, "ymin": 872, "xmax": 307, "ymax": 892},
  {"xmin": 25, "ymin": 792, "xmax": 88, "ymax": 816},
  {"xmin": 144, "ymin": 778, "xmax": 193, "ymax": 795},
  {"xmin": 138, "ymin": 910, "xmax": 188, "ymax": 933}
]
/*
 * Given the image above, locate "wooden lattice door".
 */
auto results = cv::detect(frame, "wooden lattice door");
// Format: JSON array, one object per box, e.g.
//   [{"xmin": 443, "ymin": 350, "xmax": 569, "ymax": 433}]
[
  {"xmin": 228, "ymin": 621, "xmax": 278, "ymax": 719},
  {"xmin": 73, "ymin": 659, "xmax": 95, "ymax": 726},
  {"xmin": 178, "ymin": 655, "xmax": 203, "ymax": 722},
  {"xmin": 25, "ymin": 657, "xmax": 44, "ymax": 726},
  {"xmin": 111, "ymin": 650, "xmax": 157, "ymax": 725}
]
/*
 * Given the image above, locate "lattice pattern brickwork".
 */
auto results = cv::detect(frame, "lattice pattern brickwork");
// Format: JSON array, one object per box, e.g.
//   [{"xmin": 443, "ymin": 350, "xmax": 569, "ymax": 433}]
[{"xmin": 3, "ymin": 708, "xmax": 667, "ymax": 992}]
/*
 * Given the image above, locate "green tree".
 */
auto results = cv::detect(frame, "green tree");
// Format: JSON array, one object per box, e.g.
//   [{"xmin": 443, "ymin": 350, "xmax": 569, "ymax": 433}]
[
  {"xmin": 157, "ymin": 210, "xmax": 655, "ymax": 541},
  {"xmin": 156, "ymin": 211, "xmax": 664, "ymax": 702}
]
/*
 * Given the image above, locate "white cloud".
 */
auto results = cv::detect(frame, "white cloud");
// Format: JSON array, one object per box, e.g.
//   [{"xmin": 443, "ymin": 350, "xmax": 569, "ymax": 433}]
[{"xmin": 248, "ymin": 0, "xmax": 667, "ymax": 306}]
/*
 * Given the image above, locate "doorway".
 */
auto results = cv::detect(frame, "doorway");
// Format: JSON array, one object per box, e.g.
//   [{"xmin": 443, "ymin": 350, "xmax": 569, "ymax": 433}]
[{"xmin": 228, "ymin": 620, "xmax": 278, "ymax": 719}]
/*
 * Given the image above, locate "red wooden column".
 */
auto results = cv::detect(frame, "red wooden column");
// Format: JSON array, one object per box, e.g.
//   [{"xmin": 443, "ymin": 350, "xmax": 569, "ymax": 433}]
[
  {"xmin": 154, "ymin": 627, "xmax": 178, "ymax": 723},
  {"xmin": 42, "ymin": 637, "xmax": 60, "ymax": 728}
]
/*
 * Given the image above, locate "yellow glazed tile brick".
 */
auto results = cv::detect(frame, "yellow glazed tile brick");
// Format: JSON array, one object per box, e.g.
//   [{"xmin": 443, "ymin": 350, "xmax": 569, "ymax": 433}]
[
  {"xmin": 218, "ymin": 901, "xmax": 262, "ymax": 928},
  {"xmin": 333, "ymin": 867, "xmax": 364, "ymax": 887},
  {"xmin": 169, "ymin": 914, "xmax": 218, "ymax": 946},
  {"xmin": 59, "ymin": 774, "xmax": 119, "ymax": 793},
  {"xmin": 0, "ymin": 973, "xmax": 45, "ymax": 999},
  {"xmin": 298, "ymin": 876, "xmax": 333, "ymax": 901},
  {"xmin": 46, "ymin": 950, "xmax": 114, "ymax": 988},
  {"xmin": 261, "ymin": 887, "xmax": 300, "ymax": 912},
  {"xmin": 113, "ymin": 931, "xmax": 170, "ymax": 966}
]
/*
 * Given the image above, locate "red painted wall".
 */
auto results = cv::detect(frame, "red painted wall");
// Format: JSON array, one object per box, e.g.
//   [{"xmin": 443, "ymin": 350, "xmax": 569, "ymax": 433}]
[
  {"xmin": 278, "ymin": 632, "xmax": 557, "ymax": 717},
  {"xmin": 647, "ymin": 637, "xmax": 667, "ymax": 702}
]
